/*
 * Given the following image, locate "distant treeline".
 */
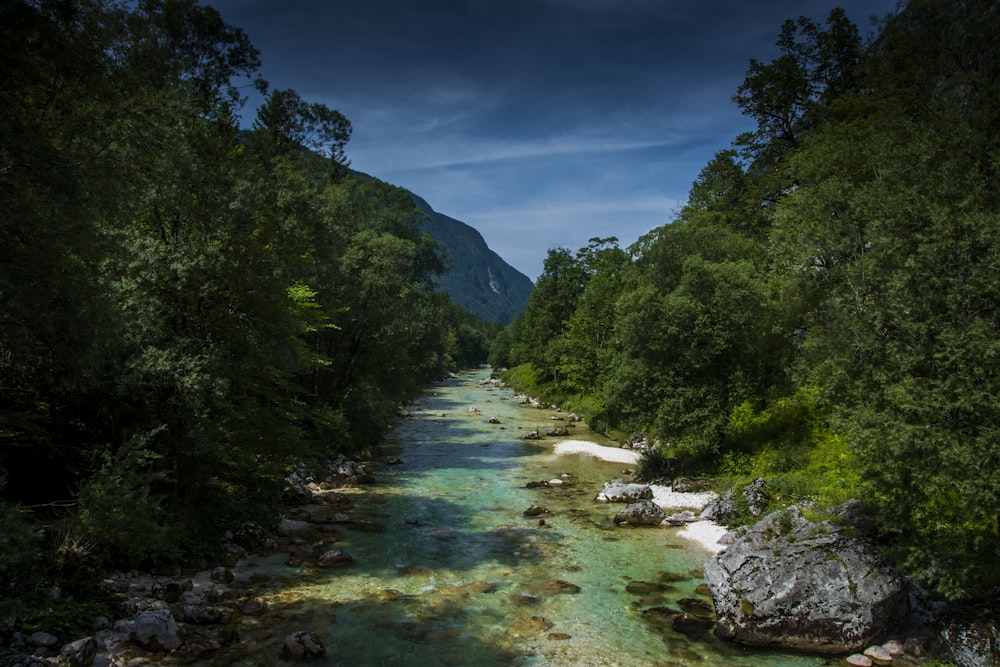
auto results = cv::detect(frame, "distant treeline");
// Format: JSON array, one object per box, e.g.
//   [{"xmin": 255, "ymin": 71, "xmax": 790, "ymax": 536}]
[
  {"xmin": 1, "ymin": 0, "xmax": 497, "ymax": 591},
  {"xmin": 492, "ymin": 0, "xmax": 1000, "ymax": 601}
]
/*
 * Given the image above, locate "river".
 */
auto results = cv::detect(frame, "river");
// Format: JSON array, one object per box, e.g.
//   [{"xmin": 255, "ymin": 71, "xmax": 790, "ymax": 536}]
[{"xmin": 201, "ymin": 368, "xmax": 825, "ymax": 666}]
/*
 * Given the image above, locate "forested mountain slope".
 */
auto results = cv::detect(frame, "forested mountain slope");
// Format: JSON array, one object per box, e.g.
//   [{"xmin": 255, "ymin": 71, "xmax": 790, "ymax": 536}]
[
  {"xmin": 349, "ymin": 170, "xmax": 532, "ymax": 324},
  {"xmin": 410, "ymin": 192, "xmax": 533, "ymax": 325}
]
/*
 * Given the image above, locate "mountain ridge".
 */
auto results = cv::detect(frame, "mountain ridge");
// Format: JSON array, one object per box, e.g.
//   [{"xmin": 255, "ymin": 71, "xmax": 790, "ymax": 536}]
[{"xmin": 351, "ymin": 171, "xmax": 533, "ymax": 324}]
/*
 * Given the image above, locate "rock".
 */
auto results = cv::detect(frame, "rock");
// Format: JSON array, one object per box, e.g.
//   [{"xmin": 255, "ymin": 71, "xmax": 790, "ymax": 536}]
[
  {"xmin": 846, "ymin": 655, "xmax": 873, "ymax": 667},
  {"xmin": 701, "ymin": 478, "xmax": 770, "ymax": 523},
  {"xmin": 863, "ymin": 645, "xmax": 892, "ymax": 664},
  {"xmin": 625, "ymin": 581, "xmax": 668, "ymax": 595},
  {"xmin": 317, "ymin": 549, "xmax": 356, "ymax": 567},
  {"xmin": 547, "ymin": 478, "xmax": 565, "ymax": 486},
  {"xmin": 131, "ymin": 609, "xmax": 181, "ymax": 652},
  {"xmin": 613, "ymin": 499, "xmax": 667, "ymax": 526},
  {"xmin": 277, "ymin": 518, "xmax": 313, "ymax": 536},
  {"xmin": 512, "ymin": 593, "xmax": 541, "ymax": 606},
  {"xmin": 283, "ymin": 475, "xmax": 314, "ymax": 505},
  {"xmin": 179, "ymin": 605, "xmax": 224, "ymax": 624},
  {"xmin": 523, "ymin": 430, "xmax": 543, "ymax": 440},
  {"xmin": 59, "ymin": 636, "xmax": 97, "ymax": 667},
  {"xmin": 548, "ymin": 632, "xmax": 572, "ymax": 641},
  {"xmin": 523, "ymin": 504, "xmax": 550, "ymax": 517},
  {"xmin": 540, "ymin": 579, "xmax": 581, "ymax": 595},
  {"xmin": 508, "ymin": 616, "xmax": 553, "ymax": 637},
  {"xmin": 545, "ymin": 427, "xmax": 569, "ymax": 436},
  {"xmin": 240, "ymin": 597, "xmax": 268, "ymax": 616},
  {"xmin": 26, "ymin": 631, "xmax": 58, "ymax": 648},
  {"xmin": 742, "ymin": 477, "xmax": 770, "ymax": 516},
  {"xmin": 672, "ymin": 477, "xmax": 709, "ymax": 492},
  {"xmin": 663, "ymin": 510, "xmax": 698, "ymax": 525},
  {"xmin": 282, "ymin": 631, "xmax": 326, "ymax": 660},
  {"xmin": 232, "ymin": 521, "xmax": 267, "ymax": 550},
  {"xmin": 151, "ymin": 578, "xmax": 191, "ymax": 603},
  {"xmin": 672, "ymin": 612, "xmax": 714, "ymax": 638},
  {"xmin": 210, "ymin": 566, "xmax": 234, "ymax": 584},
  {"xmin": 704, "ymin": 504, "xmax": 908, "ymax": 654},
  {"xmin": 882, "ymin": 639, "xmax": 905, "ymax": 656},
  {"xmin": 596, "ymin": 479, "xmax": 653, "ymax": 503},
  {"xmin": 386, "ymin": 456, "xmax": 404, "ymax": 465},
  {"xmin": 938, "ymin": 605, "xmax": 1000, "ymax": 667}
]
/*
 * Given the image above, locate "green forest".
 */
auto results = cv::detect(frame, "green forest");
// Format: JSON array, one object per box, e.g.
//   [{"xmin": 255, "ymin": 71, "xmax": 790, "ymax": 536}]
[
  {"xmin": 1, "ymin": 0, "xmax": 496, "ymax": 614},
  {"xmin": 492, "ymin": 1, "xmax": 1000, "ymax": 601},
  {"xmin": 2, "ymin": 0, "xmax": 998, "ymax": 639}
]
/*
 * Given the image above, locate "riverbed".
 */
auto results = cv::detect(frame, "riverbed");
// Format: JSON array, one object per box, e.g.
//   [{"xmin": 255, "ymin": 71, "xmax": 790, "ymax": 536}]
[{"xmin": 201, "ymin": 368, "xmax": 825, "ymax": 666}]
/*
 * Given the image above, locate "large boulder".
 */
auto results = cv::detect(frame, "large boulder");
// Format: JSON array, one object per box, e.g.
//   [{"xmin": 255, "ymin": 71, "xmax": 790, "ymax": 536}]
[
  {"xmin": 131, "ymin": 609, "xmax": 181, "ymax": 652},
  {"xmin": 613, "ymin": 499, "xmax": 667, "ymax": 526},
  {"xmin": 939, "ymin": 606, "xmax": 1000, "ymax": 667},
  {"xmin": 596, "ymin": 479, "xmax": 653, "ymax": 503},
  {"xmin": 704, "ymin": 503, "xmax": 908, "ymax": 654}
]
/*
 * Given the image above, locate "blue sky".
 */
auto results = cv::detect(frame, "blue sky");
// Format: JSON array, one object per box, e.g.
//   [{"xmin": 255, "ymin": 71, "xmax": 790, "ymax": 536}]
[{"xmin": 208, "ymin": 0, "xmax": 899, "ymax": 280}]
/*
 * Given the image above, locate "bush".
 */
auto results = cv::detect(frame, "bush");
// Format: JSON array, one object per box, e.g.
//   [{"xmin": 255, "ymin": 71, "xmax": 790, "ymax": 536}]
[{"xmin": 635, "ymin": 445, "xmax": 677, "ymax": 482}]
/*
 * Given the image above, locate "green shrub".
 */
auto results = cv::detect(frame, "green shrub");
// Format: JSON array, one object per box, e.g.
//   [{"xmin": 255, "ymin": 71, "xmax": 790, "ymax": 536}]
[{"xmin": 635, "ymin": 445, "xmax": 676, "ymax": 482}]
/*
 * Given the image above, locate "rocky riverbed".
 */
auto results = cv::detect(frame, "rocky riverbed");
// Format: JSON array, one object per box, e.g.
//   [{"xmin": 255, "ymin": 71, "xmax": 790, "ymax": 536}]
[{"xmin": 3, "ymin": 370, "xmax": 994, "ymax": 667}]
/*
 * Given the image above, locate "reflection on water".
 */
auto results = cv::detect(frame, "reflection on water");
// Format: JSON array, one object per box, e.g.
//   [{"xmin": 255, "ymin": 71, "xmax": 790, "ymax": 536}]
[{"xmin": 201, "ymin": 369, "xmax": 824, "ymax": 667}]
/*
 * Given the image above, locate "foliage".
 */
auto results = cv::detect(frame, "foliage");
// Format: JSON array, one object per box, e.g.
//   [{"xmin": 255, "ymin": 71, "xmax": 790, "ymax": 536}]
[
  {"xmin": 495, "ymin": 0, "xmax": 1000, "ymax": 600},
  {"xmin": 0, "ymin": 0, "xmax": 499, "ymax": 582},
  {"xmin": 634, "ymin": 445, "xmax": 676, "ymax": 483}
]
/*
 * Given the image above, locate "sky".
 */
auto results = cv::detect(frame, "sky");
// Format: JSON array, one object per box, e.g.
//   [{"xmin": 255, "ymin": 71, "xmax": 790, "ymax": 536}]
[{"xmin": 207, "ymin": 0, "xmax": 899, "ymax": 281}]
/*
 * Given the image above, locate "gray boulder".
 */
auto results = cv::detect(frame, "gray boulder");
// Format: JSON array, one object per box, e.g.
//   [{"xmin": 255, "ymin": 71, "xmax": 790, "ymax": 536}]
[
  {"xmin": 701, "ymin": 478, "xmax": 770, "ymax": 523},
  {"xmin": 939, "ymin": 607, "xmax": 1000, "ymax": 667},
  {"xmin": 596, "ymin": 479, "xmax": 653, "ymax": 503},
  {"xmin": 59, "ymin": 637, "xmax": 97, "ymax": 667},
  {"xmin": 613, "ymin": 499, "xmax": 667, "ymax": 526},
  {"xmin": 131, "ymin": 609, "xmax": 181, "ymax": 652},
  {"xmin": 704, "ymin": 503, "xmax": 908, "ymax": 654}
]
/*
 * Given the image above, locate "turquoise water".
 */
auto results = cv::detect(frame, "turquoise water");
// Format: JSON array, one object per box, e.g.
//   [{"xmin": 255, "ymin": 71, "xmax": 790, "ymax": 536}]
[{"xmin": 205, "ymin": 369, "xmax": 826, "ymax": 666}]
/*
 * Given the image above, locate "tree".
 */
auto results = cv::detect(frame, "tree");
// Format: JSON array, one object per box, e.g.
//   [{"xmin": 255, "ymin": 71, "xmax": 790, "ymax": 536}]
[{"xmin": 770, "ymin": 0, "xmax": 1000, "ymax": 598}]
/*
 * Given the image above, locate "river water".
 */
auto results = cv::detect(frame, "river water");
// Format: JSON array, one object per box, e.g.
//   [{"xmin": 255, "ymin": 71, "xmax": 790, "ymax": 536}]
[{"xmin": 208, "ymin": 368, "xmax": 826, "ymax": 666}]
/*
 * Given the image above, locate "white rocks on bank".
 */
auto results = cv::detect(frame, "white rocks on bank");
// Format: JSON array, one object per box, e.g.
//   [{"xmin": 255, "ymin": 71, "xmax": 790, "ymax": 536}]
[
  {"xmin": 675, "ymin": 521, "xmax": 730, "ymax": 553},
  {"xmin": 552, "ymin": 440, "xmax": 641, "ymax": 464}
]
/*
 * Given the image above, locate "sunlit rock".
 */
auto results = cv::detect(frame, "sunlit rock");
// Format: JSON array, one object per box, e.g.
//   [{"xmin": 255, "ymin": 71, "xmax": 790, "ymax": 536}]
[
  {"xmin": 596, "ymin": 479, "xmax": 653, "ymax": 503},
  {"xmin": 613, "ymin": 499, "xmax": 667, "ymax": 526},
  {"xmin": 705, "ymin": 503, "xmax": 908, "ymax": 654}
]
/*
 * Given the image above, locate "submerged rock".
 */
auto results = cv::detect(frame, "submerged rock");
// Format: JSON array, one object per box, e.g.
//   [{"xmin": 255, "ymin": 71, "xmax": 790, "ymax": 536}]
[
  {"xmin": 317, "ymin": 549, "xmax": 356, "ymax": 567},
  {"xmin": 282, "ymin": 631, "xmax": 326, "ymax": 660},
  {"xmin": 704, "ymin": 503, "xmax": 908, "ymax": 654}
]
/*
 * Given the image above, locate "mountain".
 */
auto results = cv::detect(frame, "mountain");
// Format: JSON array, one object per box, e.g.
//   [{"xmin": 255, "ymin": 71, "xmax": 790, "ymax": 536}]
[
  {"xmin": 409, "ymin": 193, "xmax": 533, "ymax": 325},
  {"xmin": 348, "ymin": 170, "xmax": 533, "ymax": 325}
]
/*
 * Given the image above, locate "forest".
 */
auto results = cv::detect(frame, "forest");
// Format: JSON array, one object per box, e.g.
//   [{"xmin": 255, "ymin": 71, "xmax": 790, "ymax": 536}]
[
  {"xmin": 492, "ymin": 0, "xmax": 1000, "ymax": 602},
  {"xmin": 1, "ymin": 0, "xmax": 496, "ymax": 619}
]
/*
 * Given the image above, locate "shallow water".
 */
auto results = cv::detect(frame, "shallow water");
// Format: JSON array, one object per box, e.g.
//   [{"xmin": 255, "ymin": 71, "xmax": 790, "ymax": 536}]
[{"xmin": 206, "ymin": 369, "xmax": 826, "ymax": 666}]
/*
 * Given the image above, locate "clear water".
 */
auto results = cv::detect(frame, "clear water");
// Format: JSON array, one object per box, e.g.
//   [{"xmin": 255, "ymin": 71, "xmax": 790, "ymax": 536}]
[{"xmin": 204, "ymin": 369, "xmax": 826, "ymax": 666}]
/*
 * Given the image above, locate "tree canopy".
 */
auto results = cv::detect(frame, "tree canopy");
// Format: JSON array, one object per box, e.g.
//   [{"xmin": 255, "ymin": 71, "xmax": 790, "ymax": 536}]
[
  {"xmin": 495, "ymin": 0, "xmax": 1000, "ymax": 600},
  {"xmin": 1, "ymin": 0, "xmax": 496, "ymax": 589}
]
